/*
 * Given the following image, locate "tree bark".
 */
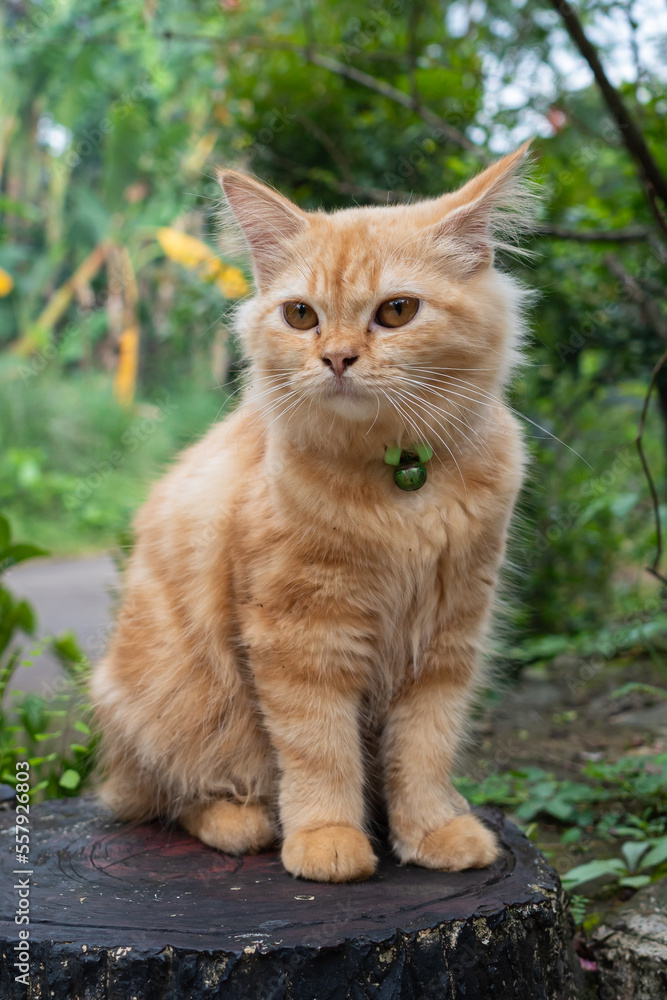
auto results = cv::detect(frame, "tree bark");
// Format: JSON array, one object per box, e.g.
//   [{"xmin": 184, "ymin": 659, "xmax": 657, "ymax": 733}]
[{"xmin": 0, "ymin": 796, "xmax": 582, "ymax": 999}]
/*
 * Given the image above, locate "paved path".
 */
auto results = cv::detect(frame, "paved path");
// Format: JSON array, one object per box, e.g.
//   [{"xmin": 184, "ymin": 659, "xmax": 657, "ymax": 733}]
[{"xmin": 7, "ymin": 554, "xmax": 118, "ymax": 695}]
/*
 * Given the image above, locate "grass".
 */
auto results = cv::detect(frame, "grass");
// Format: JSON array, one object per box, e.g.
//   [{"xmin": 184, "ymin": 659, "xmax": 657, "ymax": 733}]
[{"xmin": 0, "ymin": 364, "xmax": 230, "ymax": 554}]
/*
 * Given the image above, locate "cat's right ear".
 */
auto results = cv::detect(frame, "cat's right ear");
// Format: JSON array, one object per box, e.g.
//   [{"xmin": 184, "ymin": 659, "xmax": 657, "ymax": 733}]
[{"xmin": 218, "ymin": 170, "xmax": 308, "ymax": 290}]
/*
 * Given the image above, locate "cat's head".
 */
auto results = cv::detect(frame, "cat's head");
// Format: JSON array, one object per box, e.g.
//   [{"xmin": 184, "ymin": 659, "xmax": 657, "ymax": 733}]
[{"xmin": 219, "ymin": 145, "xmax": 532, "ymax": 451}]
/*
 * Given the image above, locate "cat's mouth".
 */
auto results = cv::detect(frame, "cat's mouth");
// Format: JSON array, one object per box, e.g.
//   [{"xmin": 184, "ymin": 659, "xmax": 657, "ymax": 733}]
[
  {"xmin": 318, "ymin": 373, "xmax": 378, "ymax": 420},
  {"xmin": 325, "ymin": 375, "xmax": 355, "ymax": 396}
]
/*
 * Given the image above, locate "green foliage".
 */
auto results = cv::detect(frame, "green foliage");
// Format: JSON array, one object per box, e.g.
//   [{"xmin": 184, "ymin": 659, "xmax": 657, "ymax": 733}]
[
  {"xmin": 563, "ymin": 836, "xmax": 667, "ymax": 892},
  {"xmin": 457, "ymin": 753, "xmax": 667, "ymax": 904},
  {"xmin": 0, "ymin": 515, "xmax": 44, "ymax": 687},
  {"xmin": 1, "ymin": 0, "xmax": 665, "ymax": 638},
  {"xmin": 0, "ymin": 368, "xmax": 228, "ymax": 552},
  {"xmin": 567, "ymin": 894, "xmax": 591, "ymax": 929},
  {"xmin": 457, "ymin": 755, "xmax": 667, "ymax": 833},
  {"xmin": 507, "ymin": 614, "xmax": 667, "ymax": 669},
  {"xmin": 0, "ymin": 514, "xmax": 95, "ymax": 800}
]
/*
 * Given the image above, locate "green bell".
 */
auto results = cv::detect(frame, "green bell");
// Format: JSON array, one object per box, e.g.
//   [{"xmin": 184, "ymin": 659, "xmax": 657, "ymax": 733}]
[{"xmin": 394, "ymin": 461, "xmax": 427, "ymax": 491}]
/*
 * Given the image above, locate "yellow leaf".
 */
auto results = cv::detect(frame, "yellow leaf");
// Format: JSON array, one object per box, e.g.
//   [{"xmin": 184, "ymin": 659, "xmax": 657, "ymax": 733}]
[
  {"xmin": 217, "ymin": 265, "xmax": 249, "ymax": 299},
  {"xmin": 157, "ymin": 227, "xmax": 220, "ymax": 279},
  {"xmin": 113, "ymin": 325, "xmax": 139, "ymax": 408},
  {"xmin": 0, "ymin": 266, "xmax": 14, "ymax": 297},
  {"xmin": 157, "ymin": 228, "xmax": 248, "ymax": 296}
]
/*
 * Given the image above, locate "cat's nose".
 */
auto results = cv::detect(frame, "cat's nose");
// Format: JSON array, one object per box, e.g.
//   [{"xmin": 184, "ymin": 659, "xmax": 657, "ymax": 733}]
[{"xmin": 321, "ymin": 351, "xmax": 359, "ymax": 378}]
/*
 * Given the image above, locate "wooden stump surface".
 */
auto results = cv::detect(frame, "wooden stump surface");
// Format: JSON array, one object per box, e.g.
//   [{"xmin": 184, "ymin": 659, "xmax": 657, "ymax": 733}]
[{"xmin": 0, "ymin": 796, "xmax": 582, "ymax": 999}]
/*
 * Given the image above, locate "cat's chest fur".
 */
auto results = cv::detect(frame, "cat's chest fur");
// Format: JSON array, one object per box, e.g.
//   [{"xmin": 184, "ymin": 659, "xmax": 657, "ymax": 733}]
[{"xmin": 230, "ymin": 442, "xmax": 470, "ymax": 683}]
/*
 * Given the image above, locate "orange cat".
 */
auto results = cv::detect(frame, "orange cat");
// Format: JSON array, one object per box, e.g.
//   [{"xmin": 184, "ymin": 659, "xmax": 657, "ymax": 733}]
[{"xmin": 91, "ymin": 145, "xmax": 530, "ymax": 882}]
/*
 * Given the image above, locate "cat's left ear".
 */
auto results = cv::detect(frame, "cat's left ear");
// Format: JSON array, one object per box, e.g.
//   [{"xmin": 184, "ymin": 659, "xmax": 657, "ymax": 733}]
[
  {"xmin": 429, "ymin": 140, "xmax": 533, "ymax": 275},
  {"xmin": 218, "ymin": 170, "xmax": 309, "ymax": 290}
]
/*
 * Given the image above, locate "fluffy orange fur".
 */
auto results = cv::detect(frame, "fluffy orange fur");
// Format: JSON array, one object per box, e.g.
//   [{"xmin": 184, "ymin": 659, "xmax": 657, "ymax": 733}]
[{"xmin": 91, "ymin": 146, "xmax": 530, "ymax": 882}]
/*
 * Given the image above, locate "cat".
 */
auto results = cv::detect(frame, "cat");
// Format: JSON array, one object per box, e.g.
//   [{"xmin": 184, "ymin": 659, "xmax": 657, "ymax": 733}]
[{"xmin": 91, "ymin": 143, "xmax": 530, "ymax": 883}]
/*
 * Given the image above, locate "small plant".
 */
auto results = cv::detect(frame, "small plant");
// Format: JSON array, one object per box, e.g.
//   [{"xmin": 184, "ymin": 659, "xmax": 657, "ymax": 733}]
[
  {"xmin": 0, "ymin": 513, "xmax": 95, "ymax": 800},
  {"xmin": 457, "ymin": 756, "xmax": 667, "ymax": 837},
  {"xmin": 563, "ymin": 836, "xmax": 667, "ymax": 892},
  {"xmin": 567, "ymin": 894, "xmax": 591, "ymax": 929}
]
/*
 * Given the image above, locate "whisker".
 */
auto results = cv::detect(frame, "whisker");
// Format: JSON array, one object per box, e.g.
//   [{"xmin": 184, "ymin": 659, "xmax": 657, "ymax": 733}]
[
  {"xmin": 379, "ymin": 370, "xmax": 490, "ymax": 435},
  {"xmin": 279, "ymin": 394, "xmax": 309, "ymax": 435},
  {"xmin": 387, "ymin": 387, "xmax": 468, "ymax": 496},
  {"xmin": 247, "ymin": 388, "xmax": 301, "ymax": 432},
  {"xmin": 391, "ymin": 381, "xmax": 492, "ymax": 462},
  {"xmin": 365, "ymin": 392, "xmax": 381, "ymax": 436},
  {"xmin": 214, "ymin": 369, "xmax": 300, "ymax": 401},
  {"xmin": 390, "ymin": 373, "xmax": 493, "ymax": 429},
  {"xmin": 384, "ymin": 369, "xmax": 589, "ymax": 466},
  {"xmin": 255, "ymin": 391, "xmax": 304, "ymax": 443},
  {"xmin": 391, "ymin": 373, "xmax": 487, "ymax": 422},
  {"xmin": 377, "ymin": 387, "xmax": 425, "ymax": 455},
  {"xmin": 383, "ymin": 364, "xmax": 497, "ymax": 372},
  {"xmin": 434, "ymin": 375, "xmax": 592, "ymax": 467}
]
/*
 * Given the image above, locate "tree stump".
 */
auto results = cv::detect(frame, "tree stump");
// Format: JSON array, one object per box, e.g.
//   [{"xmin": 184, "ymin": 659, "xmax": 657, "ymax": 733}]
[
  {"xmin": 593, "ymin": 876, "xmax": 667, "ymax": 998},
  {"xmin": 0, "ymin": 797, "xmax": 581, "ymax": 999}
]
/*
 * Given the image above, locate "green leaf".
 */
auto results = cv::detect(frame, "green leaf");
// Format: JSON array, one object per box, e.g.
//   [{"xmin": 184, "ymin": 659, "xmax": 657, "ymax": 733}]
[
  {"xmin": 20, "ymin": 694, "xmax": 47, "ymax": 740},
  {"xmin": 579, "ymin": 350, "xmax": 605, "ymax": 377},
  {"xmin": 51, "ymin": 632, "xmax": 85, "ymax": 662},
  {"xmin": 611, "ymin": 682, "xmax": 667, "ymax": 702},
  {"xmin": 13, "ymin": 600, "xmax": 36, "ymax": 635},
  {"xmin": 0, "ymin": 543, "xmax": 48, "ymax": 573},
  {"xmin": 545, "ymin": 797, "xmax": 576, "ymax": 822},
  {"xmin": 621, "ymin": 840, "xmax": 650, "ymax": 873},
  {"xmin": 73, "ymin": 721, "xmax": 91, "ymax": 735},
  {"xmin": 59, "ymin": 769, "xmax": 81, "ymax": 790},
  {"xmin": 641, "ymin": 837, "xmax": 667, "ymax": 870},
  {"xmin": 562, "ymin": 858, "xmax": 626, "ymax": 890},
  {"xmin": 0, "ymin": 515, "xmax": 9, "ymax": 550},
  {"xmin": 618, "ymin": 874, "xmax": 651, "ymax": 889}
]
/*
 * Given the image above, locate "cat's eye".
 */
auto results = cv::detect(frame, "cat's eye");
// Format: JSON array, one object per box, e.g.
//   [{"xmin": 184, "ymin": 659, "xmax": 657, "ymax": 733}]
[
  {"xmin": 283, "ymin": 301, "xmax": 318, "ymax": 330},
  {"xmin": 376, "ymin": 297, "xmax": 419, "ymax": 329}
]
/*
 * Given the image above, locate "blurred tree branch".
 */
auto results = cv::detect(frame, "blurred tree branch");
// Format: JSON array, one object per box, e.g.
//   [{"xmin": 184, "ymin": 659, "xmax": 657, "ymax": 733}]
[
  {"xmin": 293, "ymin": 113, "xmax": 355, "ymax": 184},
  {"xmin": 406, "ymin": 1, "xmax": 422, "ymax": 107},
  {"xmin": 604, "ymin": 253, "xmax": 667, "ymax": 582},
  {"xmin": 550, "ymin": 0, "xmax": 667, "ymax": 584},
  {"xmin": 301, "ymin": 51, "xmax": 484, "ymax": 157},
  {"xmin": 13, "ymin": 242, "xmax": 109, "ymax": 355},
  {"xmin": 158, "ymin": 30, "xmax": 411, "ymax": 61},
  {"xmin": 156, "ymin": 29, "xmax": 483, "ymax": 158},
  {"xmin": 549, "ymin": 0, "xmax": 667, "ymax": 227},
  {"xmin": 536, "ymin": 226, "xmax": 651, "ymax": 243},
  {"xmin": 604, "ymin": 255, "xmax": 667, "ymax": 341},
  {"xmin": 635, "ymin": 346, "xmax": 667, "ymax": 586}
]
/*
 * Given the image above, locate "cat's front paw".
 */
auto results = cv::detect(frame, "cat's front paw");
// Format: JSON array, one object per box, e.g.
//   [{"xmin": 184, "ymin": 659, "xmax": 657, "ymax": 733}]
[
  {"xmin": 414, "ymin": 814, "xmax": 500, "ymax": 871},
  {"xmin": 180, "ymin": 800, "xmax": 276, "ymax": 855},
  {"xmin": 282, "ymin": 825, "xmax": 377, "ymax": 883}
]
